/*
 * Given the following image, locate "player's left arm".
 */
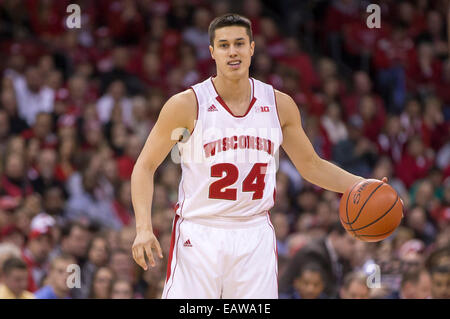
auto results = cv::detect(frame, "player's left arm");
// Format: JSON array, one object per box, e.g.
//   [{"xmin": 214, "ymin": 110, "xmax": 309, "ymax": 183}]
[{"xmin": 276, "ymin": 90, "xmax": 365, "ymax": 194}]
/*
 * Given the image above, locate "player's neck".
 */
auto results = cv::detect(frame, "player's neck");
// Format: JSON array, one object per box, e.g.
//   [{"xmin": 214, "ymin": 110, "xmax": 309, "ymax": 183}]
[{"xmin": 212, "ymin": 74, "xmax": 251, "ymax": 104}]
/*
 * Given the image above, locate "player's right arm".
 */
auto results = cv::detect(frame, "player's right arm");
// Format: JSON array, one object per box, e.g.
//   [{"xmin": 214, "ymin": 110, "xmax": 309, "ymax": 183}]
[{"xmin": 131, "ymin": 89, "xmax": 197, "ymax": 270}]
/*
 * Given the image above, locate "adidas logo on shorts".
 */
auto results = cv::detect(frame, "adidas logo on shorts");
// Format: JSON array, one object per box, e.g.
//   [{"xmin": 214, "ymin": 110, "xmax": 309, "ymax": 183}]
[{"xmin": 183, "ymin": 239, "xmax": 192, "ymax": 247}]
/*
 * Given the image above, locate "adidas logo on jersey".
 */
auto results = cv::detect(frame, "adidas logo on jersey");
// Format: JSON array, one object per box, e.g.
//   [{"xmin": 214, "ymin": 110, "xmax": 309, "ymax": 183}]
[
  {"xmin": 183, "ymin": 239, "xmax": 192, "ymax": 247},
  {"xmin": 208, "ymin": 104, "xmax": 218, "ymax": 112}
]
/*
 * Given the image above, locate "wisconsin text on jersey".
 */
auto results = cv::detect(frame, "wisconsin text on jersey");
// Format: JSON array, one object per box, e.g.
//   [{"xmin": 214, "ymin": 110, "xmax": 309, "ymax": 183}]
[{"xmin": 203, "ymin": 135, "xmax": 275, "ymax": 158}]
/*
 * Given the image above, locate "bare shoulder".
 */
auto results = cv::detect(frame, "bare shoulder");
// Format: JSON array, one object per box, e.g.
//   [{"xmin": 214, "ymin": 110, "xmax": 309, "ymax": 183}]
[
  {"xmin": 164, "ymin": 89, "xmax": 197, "ymax": 115},
  {"xmin": 159, "ymin": 89, "xmax": 197, "ymax": 130},
  {"xmin": 274, "ymin": 89, "xmax": 301, "ymax": 128}
]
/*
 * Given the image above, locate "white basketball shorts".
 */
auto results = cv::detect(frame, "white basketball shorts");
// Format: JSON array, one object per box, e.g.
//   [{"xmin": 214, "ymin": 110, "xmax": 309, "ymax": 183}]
[{"xmin": 161, "ymin": 213, "xmax": 278, "ymax": 299}]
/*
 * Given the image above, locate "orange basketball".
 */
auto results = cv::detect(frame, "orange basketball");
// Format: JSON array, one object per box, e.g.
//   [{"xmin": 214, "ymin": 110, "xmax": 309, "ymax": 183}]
[{"xmin": 339, "ymin": 179, "xmax": 403, "ymax": 242}]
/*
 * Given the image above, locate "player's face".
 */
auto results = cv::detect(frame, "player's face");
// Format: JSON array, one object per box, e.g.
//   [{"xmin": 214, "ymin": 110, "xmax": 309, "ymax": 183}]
[{"xmin": 209, "ymin": 26, "xmax": 255, "ymax": 80}]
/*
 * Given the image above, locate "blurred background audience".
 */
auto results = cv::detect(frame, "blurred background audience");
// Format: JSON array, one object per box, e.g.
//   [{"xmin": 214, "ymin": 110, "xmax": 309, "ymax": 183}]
[{"xmin": 0, "ymin": 0, "xmax": 449, "ymax": 299}]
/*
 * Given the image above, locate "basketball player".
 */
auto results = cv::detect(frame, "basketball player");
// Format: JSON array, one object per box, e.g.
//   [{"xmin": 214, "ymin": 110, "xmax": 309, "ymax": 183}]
[{"xmin": 131, "ymin": 14, "xmax": 380, "ymax": 298}]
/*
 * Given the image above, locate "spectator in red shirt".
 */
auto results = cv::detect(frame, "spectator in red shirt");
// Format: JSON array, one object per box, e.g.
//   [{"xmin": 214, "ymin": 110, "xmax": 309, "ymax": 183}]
[
  {"xmin": 342, "ymin": 9, "xmax": 388, "ymax": 71},
  {"xmin": 324, "ymin": 0, "xmax": 360, "ymax": 33},
  {"xmin": 374, "ymin": 23, "xmax": 416, "ymax": 113},
  {"xmin": 242, "ymin": 0, "xmax": 263, "ymax": 36},
  {"xmin": 260, "ymin": 17, "xmax": 286, "ymax": 59},
  {"xmin": 111, "ymin": 181, "xmax": 134, "ymax": 228},
  {"xmin": 358, "ymin": 94, "xmax": 386, "ymax": 143},
  {"xmin": 342, "ymin": 71, "xmax": 386, "ymax": 120},
  {"xmin": 323, "ymin": 0, "xmax": 360, "ymax": 64},
  {"xmin": 21, "ymin": 112, "xmax": 58, "ymax": 149},
  {"xmin": 116, "ymin": 134, "xmax": 143, "ymax": 181},
  {"xmin": 420, "ymin": 96, "xmax": 449, "ymax": 151},
  {"xmin": 395, "ymin": 0, "xmax": 426, "ymax": 39},
  {"xmin": 277, "ymin": 37, "xmax": 320, "ymax": 93},
  {"xmin": 105, "ymin": 0, "xmax": 145, "ymax": 45},
  {"xmin": 416, "ymin": 10, "xmax": 448, "ymax": 60},
  {"xmin": 395, "ymin": 135, "xmax": 434, "ymax": 188},
  {"xmin": 407, "ymin": 42, "xmax": 442, "ymax": 94},
  {"xmin": 139, "ymin": 52, "xmax": 167, "ymax": 92},
  {"xmin": 26, "ymin": 0, "xmax": 66, "ymax": 39}
]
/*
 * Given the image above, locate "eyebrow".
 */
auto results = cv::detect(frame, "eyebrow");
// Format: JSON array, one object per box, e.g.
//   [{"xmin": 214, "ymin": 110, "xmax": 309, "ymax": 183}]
[{"xmin": 217, "ymin": 38, "xmax": 246, "ymax": 42}]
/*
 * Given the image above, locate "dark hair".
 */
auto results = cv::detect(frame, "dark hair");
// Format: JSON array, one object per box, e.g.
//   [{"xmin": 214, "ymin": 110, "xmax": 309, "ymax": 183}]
[
  {"xmin": 208, "ymin": 13, "xmax": 253, "ymax": 46},
  {"xmin": 430, "ymin": 265, "xmax": 450, "ymax": 276},
  {"xmin": 88, "ymin": 234, "xmax": 110, "ymax": 260},
  {"xmin": 2, "ymin": 257, "xmax": 27, "ymax": 275},
  {"xmin": 297, "ymin": 262, "xmax": 326, "ymax": 282},
  {"xmin": 60, "ymin": 221, "xmax": 90, "ymax": 240}
]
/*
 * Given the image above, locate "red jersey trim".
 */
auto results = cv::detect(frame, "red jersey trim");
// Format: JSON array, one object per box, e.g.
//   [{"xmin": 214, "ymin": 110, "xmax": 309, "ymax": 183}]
[
  {"xmin": 186, "ymin": 87, "xmax": 199, "ymax": 142},
  {"xmin": 210, "ymin": 77, "xmax": 257, "ymax": 118},
  {"xmin": 165, "ymin": 214, "xmax": 180, "ymax": 283},
  {"xmin": 271, "ymin": 85, "xmax": 283, "ymax": 130}
]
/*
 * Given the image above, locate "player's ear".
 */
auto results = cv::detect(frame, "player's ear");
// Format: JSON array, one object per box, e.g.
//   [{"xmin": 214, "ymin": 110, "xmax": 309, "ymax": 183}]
[
  {"xmin": 250, "ymin": 40, "xmax": 255, "ymax": 57},
  {"xmin": 209, "ymin": 45, "xmax": 215, "ymax": 60}
]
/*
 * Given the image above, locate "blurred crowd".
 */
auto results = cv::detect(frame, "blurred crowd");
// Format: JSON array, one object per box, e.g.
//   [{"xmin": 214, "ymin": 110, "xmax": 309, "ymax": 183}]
[{"xmin": 0, "ymin": 0, "xmax": 449, "ymax": 299}]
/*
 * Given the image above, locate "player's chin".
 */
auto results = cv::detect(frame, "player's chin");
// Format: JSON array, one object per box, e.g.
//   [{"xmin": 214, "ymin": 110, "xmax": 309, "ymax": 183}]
[{"xmin": 224, "ymin": 65, "xmax": 247, "ymax": 78}]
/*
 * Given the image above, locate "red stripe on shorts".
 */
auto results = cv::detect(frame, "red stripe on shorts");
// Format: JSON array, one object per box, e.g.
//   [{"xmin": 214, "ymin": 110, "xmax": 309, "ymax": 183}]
[{"xmin": 165, "ymin": 214, "xmax": 180, "ymax": 283}]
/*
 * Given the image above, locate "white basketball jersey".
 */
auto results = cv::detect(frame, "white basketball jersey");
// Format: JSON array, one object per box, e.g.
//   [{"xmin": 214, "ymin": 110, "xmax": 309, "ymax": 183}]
[{"xmin": 175, "ymin": 77, "xmax": 283, "ymax": 225}]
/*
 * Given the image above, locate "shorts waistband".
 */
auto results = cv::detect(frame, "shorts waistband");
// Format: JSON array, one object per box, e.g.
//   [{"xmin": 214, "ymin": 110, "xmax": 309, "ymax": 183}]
[{"xmin": 179, "ymin": 211, "xmax": 270, "ymax": 229}]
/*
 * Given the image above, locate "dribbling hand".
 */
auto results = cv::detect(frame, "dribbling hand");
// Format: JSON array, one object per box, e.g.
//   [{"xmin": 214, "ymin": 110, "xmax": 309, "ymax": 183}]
[{"xmin": 132, "ymin": 229, "xmax": 163, "ymax": 270}]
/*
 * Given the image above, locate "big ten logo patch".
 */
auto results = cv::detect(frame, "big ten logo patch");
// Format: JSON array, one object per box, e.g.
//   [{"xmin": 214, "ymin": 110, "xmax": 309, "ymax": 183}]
[{"xmin": 256, "ymin": 106, "xmax": 270, "ymax": 113}]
